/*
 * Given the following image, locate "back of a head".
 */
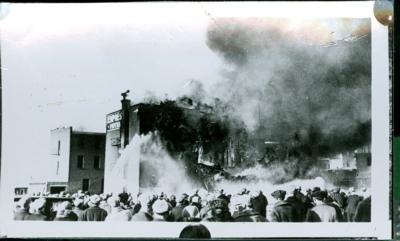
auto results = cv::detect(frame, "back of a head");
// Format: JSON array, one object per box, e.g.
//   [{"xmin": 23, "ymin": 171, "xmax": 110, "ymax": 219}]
[
  {"xmin": 179, "ymin": 224, "xmax": 211, "ymax": 239},
  {"xmin": 107, "ymin": 196, "xmax": 121, "ymax": 208},
  {"xmin": 73, "ymin": 198, "xmax": 84, "ymax": 209},
  {"xmin": 56, "ymin": 201, "xmax": 72, "ymax": 216},
  {"xmin": 17, "ymin": 196, "xmax": 32, "ymax": 210},
  {"xmin": 29, "ymin": 198, "xmax": 46, "ymax": 214},
  {"xmin": 89, "ymin": 194, "xmax": 101, "ymax": 206}
]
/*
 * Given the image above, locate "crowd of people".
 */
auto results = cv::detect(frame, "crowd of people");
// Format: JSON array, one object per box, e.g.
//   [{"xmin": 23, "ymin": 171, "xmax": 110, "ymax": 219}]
[{"xmin": 13, "ymin": 186, "xmax": 371, "ymax": 222}]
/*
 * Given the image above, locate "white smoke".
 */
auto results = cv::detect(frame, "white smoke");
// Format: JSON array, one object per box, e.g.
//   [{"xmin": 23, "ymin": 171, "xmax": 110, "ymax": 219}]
[
  {"xmin": 138, "ymin": 133, "xmax": 199, "ymax": 196},
  {"xmin": 214, "ymin": 163, "xmax": 331, "ymax": 198},
  {"xmin": 107, "ymin": 133, "xmax": 199, "ymax": 197}
]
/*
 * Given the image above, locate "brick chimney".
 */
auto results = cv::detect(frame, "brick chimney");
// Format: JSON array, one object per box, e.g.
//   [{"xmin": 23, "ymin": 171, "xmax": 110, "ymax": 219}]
[{"xmin": 120, "ymin": 90, "xmax": 131, "ymax": 148}]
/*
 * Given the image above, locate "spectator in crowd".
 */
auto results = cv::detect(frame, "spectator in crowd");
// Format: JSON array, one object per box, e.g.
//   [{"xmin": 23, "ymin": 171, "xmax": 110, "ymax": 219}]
[
  {"xmin": 198, "ymin": 199, "xmax": 211, "ymax": 220},
  {"xmin": 72, "ymin": 198, "xmax": 85, "ymax": 219},
  {"xmin": 25, "ymin": 198, "xmax": 48, "ymax": 221},
  {"xmin": 130, "ymin": 194, "xmax": 153, "ymax": 221},
  {"xmin": 170, "ymin": 194, "xmax": 189, "ymax": 222},
  {"xmin": 12, "ymin": 185, "xmax": 372, "ymax": 223},
  {"xmin": 203, "ymin": 198, "xmax": 232, "ymax": 222},
  {"xmin": 168, "ymin": 195, "xmax": 177, "ymax": 208},
  {"xmin": 14, "ymin": 196, "xmax": 32, "ymax": 220},
  {"xmin": 233, "ymin": 196, "xmax": 266, "ymax": 222},
  {"xmin": 118, "ymin": 190, "xmax": 130, "ymax": 208},
  {"xmin": 182, "ymin": 196, "xmax": 201, "ymax": 221},
  {"xmin": 105, "ymin": 196, "xmax": 132, "ymax": 221},
  {"xmin": 189, "ymin": 189, "xmax": 201, "ymax": 203},
  {"xmin": 179, "ymin": 224, "xmax": 211, "ymax": 239},
  {"xmin": 346, "ymin": 187, "xmax": 363, "ymax": 222},
  {"xmin": 354, "ymin": 196, "xmax": 371, "ymax": 222},
  {"xmin": 325, "ymin": 191, "xmax": 344, "ymax": 222},
  {"xmin": 269, "ymin": 190, "xmax": 294, "ymax": 222},
  {"xmin": 152, "ymin": 199, "xmax": 172, "ymax": 221},
  {"xmin": 250, "ymin": 190, "xmax": 268, "ymax": 218},
  {"xmin": 217, "ymin": 189, "xmax": 230, "ymax": 204},
  {"xmin": 306, "ymin": 190, "xmax": 339, "ymax": 222},
  {"xmin": 286, "ymin": 188, "xmax": 307, "ymax": 222},
  {"xmin": 78, "ymin": 194, "xmax": 108, "ymax": 221},
  {"xmin": 330, "ymin": 190, "xmax": 347, "ymax": 218},
  {"xmin": 54, "ymin": 201, "xmax": 78, "ymax": 221}
]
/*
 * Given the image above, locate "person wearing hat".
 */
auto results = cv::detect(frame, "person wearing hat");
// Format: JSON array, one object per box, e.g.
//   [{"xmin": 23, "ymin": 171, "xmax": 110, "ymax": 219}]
[
  {"xmin": 217, "ymin": 189, "xmax": 230, "ymax": 204},
  {"xmin": 305, "ymin": 190, "xmax": 339, "ymax": 222},
  {"xmin": 78, "ymin": 194, "xmax": 108, "ymax": 221},
  {"xmin": 182, "ymin": 196, "xmax": 201, "ymax": 221},
  {"xmin": 152, "ymin": 199, "xmax": 172, "ymax": 221},
  {"xmin": 345, "ymin": 189, "xmax": 363, "ymax": 222},
  {"xmin": 54, "ymin": 201, "xmax": 78, "ymax": 221},
  {"xmin": 269, "ymin": 190, "xmax": 294, "ymax": 222},
  {"xmin": 354, "ymin": 195, "xmax": 371, "ymax": 222},
  {"xmin": 105, "ymin": 196, "xmax": 132, "ymax": 221},
  {"xmin": 250, "ymin": 190, "xmax": 268, "ymax": 218},
  {"xmin": 203, "ymin": 198, "xmax": 232, "ymax": 222},
  {"xmin": 25, "ymin": 198, "xmax": 48, "ymax": 221},
  {"xmin": 327, "ymin": 192, "xmax": 346, "ymax": 222},
  {"xmin": 170, "ymin": 194, "xmax": 190, "ymax": 222},
  {"xmin": 286, "ymin": 188, "xmax": 307, "ymax": 222},
  {"xmin": 72, "ymin": 198, "xmax": 85, "ymax": 219},
  {"xmin": 14, "ymin": 196, "xmax": 33, "ymax": 220},
  {"xmin": 130, "ymin": 194, "xmax": 153, "ymax": 221},
  {"xmin": 168, "ymin": 195, "xmax": 177, "ymax": 208},
  {"xmin": 198, "ymin": 199, "xmax": 211, "ymax": 220},
  {"xmin": 233, "ymin": 195, "xmax": 266, "ymax": 222},
  {"xmin": 189, "ymin": 189, "xmax": 201, "ymax": 203}
]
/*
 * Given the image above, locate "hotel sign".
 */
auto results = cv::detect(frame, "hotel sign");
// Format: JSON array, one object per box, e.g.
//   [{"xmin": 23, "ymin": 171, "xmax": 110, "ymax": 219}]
[{"xmin": 106, "ymin": 110, "xmax": 122, "ymax": 131}]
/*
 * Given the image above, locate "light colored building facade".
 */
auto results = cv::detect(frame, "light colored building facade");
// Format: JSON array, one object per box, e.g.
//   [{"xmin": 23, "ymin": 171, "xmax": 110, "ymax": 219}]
[{"xmin": 45, "ymin": 127, "xmax": 106, "ymax": 194}]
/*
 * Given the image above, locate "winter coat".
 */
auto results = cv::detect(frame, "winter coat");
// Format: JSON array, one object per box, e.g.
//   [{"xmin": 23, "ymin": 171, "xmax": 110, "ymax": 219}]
[
  {"xmin": 286, "ymin": 196, "xmax": 306, "ymax": 222},
  {"xmin": 170, "ymin": 205, "xmax": 185, "ymax": 221},
  {"xmin": 251, "ymin": 194, "xmax": 268, "ymax": 217},
  {"xmin": 233, "ymin": 209, "xmax": 266, "ymax": 222},
  {"xmin": 105, "ymin": 208, "xmax": 132, "ymax": 221},
  {"xmin": 346, "ymin": 194, "xmax": 363, "ymax": 222},
  {"xmin": 78, "ymin": 206, "xmax": 108, "ymax": 221},
  {"xmin": 354, "ymin": 196, "xmax": 371, "ymax": 222},
  {"xmin": 24, "ymin": 213, "xmax": 48, "ymax": 221},
  {"xmin": 53, "ymin": 212, "xmax": 78, "ymax": 221},
  {"xmin": 130, "ymin": 211, "xmax": 153, "ymax": 221},
  {"xmin": 306, "ymin": 203, "xmax": 339, "ymax": 222},
  {"xmin": 14, "ymin": 209, "xmax": 29, "ymax": 221},
  {"xmin": 269, "ymin": 201, "xmax": 294, "ymax": 222}
]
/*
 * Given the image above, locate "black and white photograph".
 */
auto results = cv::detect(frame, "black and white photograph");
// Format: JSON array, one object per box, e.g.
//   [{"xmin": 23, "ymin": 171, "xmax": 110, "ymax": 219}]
[{"xmin": 0, "ymin": 2, "xmax": 391, "ymax": 238}]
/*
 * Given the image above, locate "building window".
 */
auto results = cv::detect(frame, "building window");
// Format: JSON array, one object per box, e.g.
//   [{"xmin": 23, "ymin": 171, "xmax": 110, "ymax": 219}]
[
  {"xmin": 94, "ymin": 156, "xmax": 101, "ymax": 169},
  {"xmin": 77, "ymin": 155, "xmax": 85, "ymax": 169},
  {"xmin": 82, "ymin": 179, "xmax": 90, "ymax": 192}
]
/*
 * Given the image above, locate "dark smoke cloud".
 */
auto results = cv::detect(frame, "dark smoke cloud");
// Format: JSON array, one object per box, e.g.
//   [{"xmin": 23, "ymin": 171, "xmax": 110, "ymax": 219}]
[{"xmin": 206, "ymin": 18, "xmax": 371, "ymax": 157}]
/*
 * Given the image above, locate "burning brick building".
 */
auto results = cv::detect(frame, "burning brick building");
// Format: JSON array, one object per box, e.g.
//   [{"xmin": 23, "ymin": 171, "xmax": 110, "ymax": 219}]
[{"xmin": 104, "ymin": 92, "xmax": 246, "ymax": 193}]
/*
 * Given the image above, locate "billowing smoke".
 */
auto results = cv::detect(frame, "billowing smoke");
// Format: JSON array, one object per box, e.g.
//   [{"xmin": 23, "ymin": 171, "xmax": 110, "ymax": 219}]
[
  {"xmin": 139, "ymin": 133, "xmax": 199, "ymax": 195},
  {"xmin": 130, "ymin": 18, "xmax": 372, "ymax": 191},
  {"xmin": 206, "ymin": 18, "xmax": 371, "ymax": 157}
]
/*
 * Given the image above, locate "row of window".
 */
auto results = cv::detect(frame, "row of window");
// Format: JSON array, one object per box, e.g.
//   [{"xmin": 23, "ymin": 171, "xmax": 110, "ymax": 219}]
[{"xmin": 77, "ymin": 155, "xmax": 102, "ymax": 169}]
